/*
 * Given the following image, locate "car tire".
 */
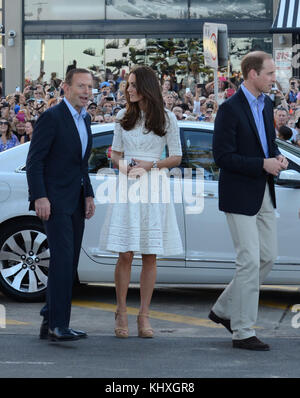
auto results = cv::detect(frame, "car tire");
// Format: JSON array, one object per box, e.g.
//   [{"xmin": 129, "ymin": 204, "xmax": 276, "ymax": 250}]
[{"xmin": 0, "ymin": 218, "xmax": 49, "ymax": 302}]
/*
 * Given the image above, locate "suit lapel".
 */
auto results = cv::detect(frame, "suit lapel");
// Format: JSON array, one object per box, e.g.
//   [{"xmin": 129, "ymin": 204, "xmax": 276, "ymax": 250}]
[
  {"xmin": 83, "ymin": 114, "xmax": 92, "ymax": 162},
  {"xmin": 262, "ymin": 100, "xmax": 275, "ymax": 156}
]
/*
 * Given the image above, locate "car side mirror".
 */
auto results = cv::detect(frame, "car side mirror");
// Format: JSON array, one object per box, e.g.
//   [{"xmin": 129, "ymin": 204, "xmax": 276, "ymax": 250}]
[{"xmin": 276, "ymin": 170, "xmax": 300, "ymax": 188}]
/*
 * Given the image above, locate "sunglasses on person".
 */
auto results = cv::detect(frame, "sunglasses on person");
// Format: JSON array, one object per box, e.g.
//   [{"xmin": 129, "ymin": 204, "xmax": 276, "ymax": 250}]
[{"xmin": 0, "ymin": 121, "xmax": 9, "ymax": 126}]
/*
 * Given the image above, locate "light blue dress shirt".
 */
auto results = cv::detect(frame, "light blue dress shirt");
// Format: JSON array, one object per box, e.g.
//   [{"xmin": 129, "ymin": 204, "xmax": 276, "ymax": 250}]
[
  {"xmin": 63, "ymin": 97, "xmax": 88, "ymax": 159},
  {"xmin": 241, "ymin": 84, "xmax": 269, "ymax": 158}
]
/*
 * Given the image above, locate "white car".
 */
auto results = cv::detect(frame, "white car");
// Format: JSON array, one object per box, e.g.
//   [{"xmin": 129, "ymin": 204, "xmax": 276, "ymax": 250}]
[{"xmin": 0, "ymin": 121, "xmax": 300, "ymax": 302}]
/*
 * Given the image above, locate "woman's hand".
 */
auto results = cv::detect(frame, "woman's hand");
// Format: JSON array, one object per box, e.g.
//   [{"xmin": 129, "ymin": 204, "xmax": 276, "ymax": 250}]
[{"xmin": 128, "ymin": 159, "xmax": 153, "ymax": 178}]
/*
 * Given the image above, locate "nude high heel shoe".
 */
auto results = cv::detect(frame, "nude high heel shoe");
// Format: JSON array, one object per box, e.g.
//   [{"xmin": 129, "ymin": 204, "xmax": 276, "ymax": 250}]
[
  {"xmin": 137, "ymin": 313, "xmax": 154, "ymax": 338},
  {"xmin": 115, "ymin": 311, "xmax": 129, "ymax": 338}
]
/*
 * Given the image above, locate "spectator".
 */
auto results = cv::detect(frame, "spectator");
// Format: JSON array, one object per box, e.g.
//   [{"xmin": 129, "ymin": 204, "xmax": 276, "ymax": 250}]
[
  {"xmin": 14, "ymin": 114, "xmax": 29, "ymax": 144},
  {"xmin": 0, "ymin": 119, "xmax": 19, "ymax": 152},
  {"xmin": 108, "ymin": 79, "xmax": 117, "ymax": 95},
  {"xmin": 103, "ymin": 113, "xmax": 113, "ymax": 123},
  {"xmin": 203, "ymin": 107, "xmax": 214, "ymax": 123},
  {"xmin": 50, "ymin": 72, "xmax": 62, "ymax": 89},
  {"xmin": 87, "ymin": 102, "xmax": 98, "ymax": 121},
  {"xmin": 163, "ymin": 92, "xmax": 175, "ymax": 111},
  {"xmin": 25, "ymin": 120, "xmax": 35, "ymax": 141},
  {"xmin": 116, "ymin": 80, "xmax": 127, "ymax": 103},
  {"xmin": 34, "ymin": 84, "xmax": 46, "ymax": 101},
  {"xmin": 193, "ymin": 83, "xmax": 206, "ymax": 115},
  {"xmin": 161, "ymin": 78, "xmax": 172, "ymax": 96},
  {"xmin": 278, "ymin": 125, "xmax": 293, "ymax": 142},
  {"xmin": 274, "ymin": 107, "xmax": 298, "ymax": 142},
  {"xmin": 96, "ymin": 81, "xmax": 115, "ymax": 104},
  {"xmin": 0, "ymin": 102, "xmax": 10, "ymax": 119},
  {"xmin": 205, "ymin": 77, "xmax": 236, "ymax": 104},
  {"xmin": 287, "ymin": 117, "xmax": 296, "ymax": 129},
  {"xmin": 172, "ymin": 105, "xmax": 184, "ymax": 120},
  {"xmin": 112, "ymin": 106, "xmax": 122, "ymax": 117},
  {"xmin": 94, "ymin": 114, "xmax": 104, "ymax": 123},
  {"xmin": 48, "ymin": 98, "xmax": 58, "ymax": 108},
  {"xmin": 294, "ymin": 117, "xmax": 300, "ymax": 146},
  {"xmin": 102, "ymin": 99, "xmax": 114, "ymax": 115},
  {"xmin": 66, "ymin": 59, "xmax": 77, "ymax": 75},
  {"xmin": 285, "ymin": 77, "xmax": 299, "ymax": 104}
]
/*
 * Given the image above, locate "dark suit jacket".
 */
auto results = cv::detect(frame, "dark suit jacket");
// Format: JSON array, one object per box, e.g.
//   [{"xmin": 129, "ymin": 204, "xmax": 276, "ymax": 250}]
[
  {"xmin": 212, "ymin": 87, "xmax": 280, "ymax": 216},
  {"xmin": 26, "ymin": 100, "xmax": 94, "ymax": 215}
]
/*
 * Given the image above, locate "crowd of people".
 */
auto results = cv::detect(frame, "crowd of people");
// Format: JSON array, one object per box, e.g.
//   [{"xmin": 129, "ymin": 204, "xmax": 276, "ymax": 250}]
[{"xmin": 1, "ymin": 68, "xmax": 300, "ymax": 153}]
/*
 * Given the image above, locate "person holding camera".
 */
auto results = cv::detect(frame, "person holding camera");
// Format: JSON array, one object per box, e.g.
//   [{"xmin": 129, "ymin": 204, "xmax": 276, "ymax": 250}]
[
  {"xmin": 100, "ymin": 65, "xmax": 183, "ymax": 339},
  {"xmin": 285, "ymin": 78, "xmax": 299, "ymax": 104},
  {"xmin": 96, "ymin": 81, "xmax": 115, "ymax": 105}
]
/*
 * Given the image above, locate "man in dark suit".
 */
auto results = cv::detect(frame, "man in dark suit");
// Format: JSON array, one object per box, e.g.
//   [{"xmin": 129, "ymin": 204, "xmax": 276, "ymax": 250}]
[
  {"xmin": 209, "ymin": 52, "xmax": 288, "ymax": 351},
  {"xmin": 26, "ymin": 69, "xmax": 95, "ymax": 342}
]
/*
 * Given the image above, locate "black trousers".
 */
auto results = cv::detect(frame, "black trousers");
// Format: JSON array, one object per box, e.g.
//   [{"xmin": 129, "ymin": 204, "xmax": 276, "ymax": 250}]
[{"xmin": 40, "ymin": 190, "xmax": 85, "ymax": 329}]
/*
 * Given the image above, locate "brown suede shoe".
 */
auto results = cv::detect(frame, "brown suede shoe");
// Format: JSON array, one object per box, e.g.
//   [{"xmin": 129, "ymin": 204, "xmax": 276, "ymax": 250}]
[
  {"xmin": 208, "ymin": 310, "xmax": 232, "ymax": 334},
  {"xmin": 232, "ymin": 336, "xmax": 270, "ymax": 351}
]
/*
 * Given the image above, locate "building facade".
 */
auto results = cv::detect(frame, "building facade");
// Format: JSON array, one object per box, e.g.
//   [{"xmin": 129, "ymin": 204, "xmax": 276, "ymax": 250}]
[{"xmin": 0, "ymin": 0, "xmax": 296, "ymax": 95}]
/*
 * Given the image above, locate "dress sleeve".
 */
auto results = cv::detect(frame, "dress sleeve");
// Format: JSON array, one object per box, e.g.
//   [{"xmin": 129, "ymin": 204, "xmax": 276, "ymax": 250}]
[
  {"xmin": 165, "ymin": 111, "xmax": 182, "ymax": 157},
  {"xmin": 111, "ymin": 120, "xmax": 124, "ymax": 153},
  {"xmin": 111, "ymin": 109, "xmax": 125, "ymax": 152}
]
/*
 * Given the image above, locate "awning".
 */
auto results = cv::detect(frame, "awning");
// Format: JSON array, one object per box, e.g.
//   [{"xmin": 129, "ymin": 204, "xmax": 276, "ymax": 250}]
[{"xmin": 270, "ymin": 0, "xmax": 300, "ymax": 33}]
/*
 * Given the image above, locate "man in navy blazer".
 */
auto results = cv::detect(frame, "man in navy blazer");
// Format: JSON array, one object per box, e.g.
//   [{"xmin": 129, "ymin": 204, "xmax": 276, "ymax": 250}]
[
  {"xmin": 209, "ymin": 52, "xmax": 288, "ymax": 351},
  {"xmin": 26, "ymin": 69, "xmax": 95, "ymax": 341}
]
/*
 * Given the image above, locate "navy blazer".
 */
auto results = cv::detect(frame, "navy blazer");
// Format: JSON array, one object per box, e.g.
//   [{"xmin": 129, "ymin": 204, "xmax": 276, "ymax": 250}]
[
  {"xmin": 26, "ymin": 100, "xmax": 94, "ymax": 215},
  {"xmin": 213, "ymin": 88, "xmax": 280, "ymax": 216}
]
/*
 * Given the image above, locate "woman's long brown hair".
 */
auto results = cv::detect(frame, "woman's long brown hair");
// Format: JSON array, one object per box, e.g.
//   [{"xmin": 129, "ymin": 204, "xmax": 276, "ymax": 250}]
[
  {"xmin": 120, "ymin": 65, "xmax": 167, "ymax": 137},
  {"xmin": 0, "ymin": 119, "xmax": 13, "ymax": 140}
]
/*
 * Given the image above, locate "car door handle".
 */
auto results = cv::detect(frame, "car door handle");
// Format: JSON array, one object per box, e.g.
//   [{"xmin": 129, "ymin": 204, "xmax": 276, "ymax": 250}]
[{"xmin": 203, "ymin": 192, "xmax": 217, "ymax": 199}]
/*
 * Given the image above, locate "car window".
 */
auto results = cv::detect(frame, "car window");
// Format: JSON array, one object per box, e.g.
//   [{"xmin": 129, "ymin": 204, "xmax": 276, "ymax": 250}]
[
  {"xmin": 89, "ymin": 132, "xmax": 114, "ymax": 173},
  {"xmin": 286, "ymin": 158, "xmax": 300, "ymax": 173},
  {"xmin": 181, "ymin": 129, "xmax": 219, "ymax": 180}
]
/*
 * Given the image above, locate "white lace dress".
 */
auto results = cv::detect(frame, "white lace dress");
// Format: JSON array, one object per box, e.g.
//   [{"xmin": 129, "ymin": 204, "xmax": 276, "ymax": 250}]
[{"xmin": 99, "ymin": 108, "xmax": 183, "ymax": 256}]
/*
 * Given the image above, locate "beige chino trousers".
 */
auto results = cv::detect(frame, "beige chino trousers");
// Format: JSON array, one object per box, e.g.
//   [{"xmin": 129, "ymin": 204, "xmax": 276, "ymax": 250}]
[{"xmin": 212, "ymin": 184, "xmax": 277, "ymax": 340}]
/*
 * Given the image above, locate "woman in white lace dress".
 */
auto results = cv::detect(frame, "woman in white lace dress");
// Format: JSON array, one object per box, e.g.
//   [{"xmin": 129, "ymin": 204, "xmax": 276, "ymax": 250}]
[{"xmin": 100, "ymin": 65, "xmax": 183, "ymax": 339}]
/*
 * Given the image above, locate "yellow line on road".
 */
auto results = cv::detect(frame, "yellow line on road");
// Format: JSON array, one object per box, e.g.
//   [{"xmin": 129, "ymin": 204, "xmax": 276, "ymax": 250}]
[
  {"xmin": 259, "ymin": 300, "xmax": 290, "ymax": 311},
  {"xmin": 5, "ymin": 320, "xmax": 29, "ymax": 325},
  {"xmin": 72, "ymin": 300, "xmax": 220, "ymax": 329}
]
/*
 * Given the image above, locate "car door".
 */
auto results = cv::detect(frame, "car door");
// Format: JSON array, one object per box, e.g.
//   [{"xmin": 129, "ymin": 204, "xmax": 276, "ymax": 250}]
[
  {"xmin": 180, "ymin": 126, "xmax": 236, "ymax": 276},
  {"xmin": 273, "ymin": 141, "xmax": 300, "ymax": 272},
  {"xmin": 81, "ymin": 129, "xmax": 185, "ymax": 272}
]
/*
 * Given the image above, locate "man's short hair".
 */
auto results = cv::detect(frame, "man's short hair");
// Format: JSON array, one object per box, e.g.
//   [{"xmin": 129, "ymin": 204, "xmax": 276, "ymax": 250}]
[
  {"xmin": 65, "ymin": 68, "xmax": 92, "ymax": 86},
  {"xmin": 278, "ymin": 125, "xmax": 292, "ymax": 140},
  {"xmin": 275, "ymin": 106, "xmax": 288, "ymax": 114},
  {"xmin": 241, "ymin": 51, "xmax": 272, "ymax": 80}
]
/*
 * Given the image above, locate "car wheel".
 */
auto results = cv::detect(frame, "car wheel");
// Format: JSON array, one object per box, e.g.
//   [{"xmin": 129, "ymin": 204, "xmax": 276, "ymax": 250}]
[{"xmin": 0, "ymin": 219, "xmax": 49, "ymax": 302}]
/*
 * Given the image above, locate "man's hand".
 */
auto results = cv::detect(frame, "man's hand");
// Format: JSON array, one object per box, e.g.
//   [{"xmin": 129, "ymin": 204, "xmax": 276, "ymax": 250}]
[
  {"xmin": 85, "ymin": 197, "xmax": 95, "ymax": 219},
  {"xmin": 276, "ymin": 154, "xmax": 289, "ymax": 169},
  {"xmin": 263, "ymin": 157, "xmax": 288, "ymax": 176},
  {"xmin": 35, "ymin": 197, "xmax": 51, "ymax": 221}
]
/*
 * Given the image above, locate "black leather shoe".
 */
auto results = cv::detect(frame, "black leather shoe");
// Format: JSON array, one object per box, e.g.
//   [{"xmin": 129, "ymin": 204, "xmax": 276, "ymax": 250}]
[
  {"xmin": 39, "ymin": 319, "xmax": 49, "ymax": 340},
  {"xmin": 48, "ymin": 327, "xmax": 81, "ymax": 342},
  {"xmin": 208, "ymin": 310, "xmax": 232, "ymax": 334},
  {"xmin": 40, "ymin": 319, "xmax": 87, "ymax": 340},
  {"xmin": 232, "ymin": 336, "xmax": 270, "ymax": 351},
  {"xmin": 69, "ymin": 329, "xmax": 87, "ymax": 339}
]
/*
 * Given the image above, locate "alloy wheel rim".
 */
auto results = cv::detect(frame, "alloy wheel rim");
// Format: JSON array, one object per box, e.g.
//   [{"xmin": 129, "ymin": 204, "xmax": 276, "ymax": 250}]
[{"xmin": 0, "ymin": 229, "xmax": 49, "ymax": 294}]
